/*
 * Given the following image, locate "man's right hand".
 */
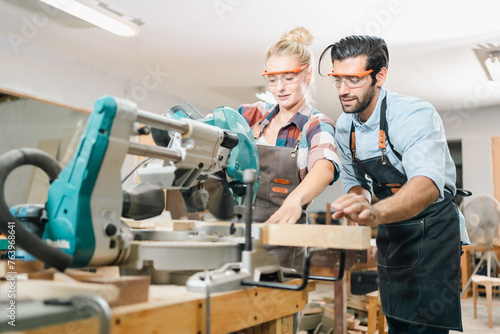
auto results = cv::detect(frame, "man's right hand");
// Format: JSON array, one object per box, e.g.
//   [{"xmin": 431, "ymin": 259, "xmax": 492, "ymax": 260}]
[{"xmin": 331, "ymin": 193, "xmax": 380, "ymax": 227}]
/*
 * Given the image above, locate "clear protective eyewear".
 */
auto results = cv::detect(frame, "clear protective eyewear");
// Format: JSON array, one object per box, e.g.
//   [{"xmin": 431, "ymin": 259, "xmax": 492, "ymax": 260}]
[
  {"xmin": 328, "ymin": 69, "xmax": 373, "ymax": 88},
  {"xmin": 262, "ymin": 64, "xmax": 308, "ymax": 86}
]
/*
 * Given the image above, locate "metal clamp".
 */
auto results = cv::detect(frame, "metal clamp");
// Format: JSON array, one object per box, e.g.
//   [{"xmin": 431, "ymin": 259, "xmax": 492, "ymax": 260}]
[
  {"xmin": 44, "ymin": 294, "xmax": 111, "ymax": 334},
  {"xmin": 240, "ymin": 249, "xmax": 346, "ymax": 291}
]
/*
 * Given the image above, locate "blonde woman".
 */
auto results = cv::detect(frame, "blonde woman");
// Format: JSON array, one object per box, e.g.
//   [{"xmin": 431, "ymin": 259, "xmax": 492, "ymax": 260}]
[{"xmin": 239, "ymin": 26, "xmax": 340, "ymax": 273}]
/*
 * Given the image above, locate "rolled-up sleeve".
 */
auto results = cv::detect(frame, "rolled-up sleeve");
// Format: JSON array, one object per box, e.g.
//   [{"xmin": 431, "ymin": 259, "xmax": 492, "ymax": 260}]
[
  {"xmin": 392, "ymin": 101, "xmax": 448, "ymax": 199},
  {"xmin": 301, "ymin": 115, "xmax": 339, "ymax": 183}
]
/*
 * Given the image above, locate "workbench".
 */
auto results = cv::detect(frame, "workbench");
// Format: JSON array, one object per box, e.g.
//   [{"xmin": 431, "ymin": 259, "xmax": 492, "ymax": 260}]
[
  {"xmin": 1, "ymin": 224, "xmax": 371, "ymax": 334},
  {"xmin": 18, "ymin": 280, "xmax": 314, "ymax": 334}
]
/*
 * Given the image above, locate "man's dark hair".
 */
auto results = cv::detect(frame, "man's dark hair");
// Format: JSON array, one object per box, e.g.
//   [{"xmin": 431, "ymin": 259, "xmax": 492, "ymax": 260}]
[{"xmin": 319, "ymin": 35, "xmax": 389, "ymax": 83}]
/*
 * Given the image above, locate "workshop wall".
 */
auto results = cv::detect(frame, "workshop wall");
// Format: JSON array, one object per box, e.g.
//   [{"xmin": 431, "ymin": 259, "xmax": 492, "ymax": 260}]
[
  {"xmin": 0, "ymin": 98, "xmax": 88, "ymax": 206},
  {"xmin": 0, "ymin": 35, "xmax": 189, "ymax": 114},
  {"xmin": 443, "ymin": 104, "xmax": 500, "ymax": 197},
  {"xmin": 0, "ymin": 36, "xmax": 195, "ymax": 209}
]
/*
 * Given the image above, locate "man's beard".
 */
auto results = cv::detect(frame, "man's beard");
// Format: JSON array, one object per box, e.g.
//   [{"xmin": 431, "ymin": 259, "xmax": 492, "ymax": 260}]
[{"xmin": 340, "ymin": 86, "xmax": 376, "ymax": 115}]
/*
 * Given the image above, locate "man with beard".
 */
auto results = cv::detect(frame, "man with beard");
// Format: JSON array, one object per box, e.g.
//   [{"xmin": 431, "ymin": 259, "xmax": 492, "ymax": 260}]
[{"xmin": 319, "ymin": 36, "xmax": 469, "ymax": 334}]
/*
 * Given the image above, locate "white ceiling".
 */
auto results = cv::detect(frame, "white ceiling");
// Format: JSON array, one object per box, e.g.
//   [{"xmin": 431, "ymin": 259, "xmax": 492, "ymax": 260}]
[{"xmin": 1, "ymin": 0, "xmax": 500, "ymax": 120}]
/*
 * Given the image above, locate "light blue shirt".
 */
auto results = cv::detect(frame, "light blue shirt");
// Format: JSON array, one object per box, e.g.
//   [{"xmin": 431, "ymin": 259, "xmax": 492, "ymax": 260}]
[{"xmin": 335, "ymin": 88, "xmax": 470, "ymax": 243}]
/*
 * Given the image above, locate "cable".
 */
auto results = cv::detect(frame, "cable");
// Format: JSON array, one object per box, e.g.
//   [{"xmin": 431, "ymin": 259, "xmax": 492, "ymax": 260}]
[
  {"xmin": 0, "ymin": 148, "xmax": 72, "ymax": 271},
  {"xmin": 121, "ymin": 157, "xmax": 153, "ymax": 183}
]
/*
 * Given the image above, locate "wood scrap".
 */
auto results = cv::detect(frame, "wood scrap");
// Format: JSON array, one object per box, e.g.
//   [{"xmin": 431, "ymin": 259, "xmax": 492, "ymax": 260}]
[
  {"xmin": 80, "ymin": 275, "xmax": 150, "ymax": 307},
  {"xmin": 62, "ymin": 267, "xmax": 150, "ymax": 307},
  {"xmin": 0, "ymin": 260, "xmax": 44, "ymax": 278},
  {"xmin": 96, "ymin": 266, "xmax": 120, "ymax": 279},
  {"xmin": 0, "ymin": 279, "xmax": 120, "ymax": 303}
]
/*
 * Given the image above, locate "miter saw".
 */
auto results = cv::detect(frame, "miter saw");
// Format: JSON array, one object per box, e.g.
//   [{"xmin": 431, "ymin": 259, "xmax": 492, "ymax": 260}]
[
  {"xmin": 0, "ymin": 96, "xmax": 259, "ymax": 271},
  {"xmin": 0, "ymin": 95, "xmax": 343, "ymax": 297}
]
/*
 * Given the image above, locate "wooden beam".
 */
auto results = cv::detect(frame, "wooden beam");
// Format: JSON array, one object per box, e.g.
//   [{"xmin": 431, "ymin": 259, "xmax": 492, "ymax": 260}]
[
  {"xmin": 261, "ymin": 225, "xmax": 371, "ymax": 250},
  {"xmin": 0, "ymin": 86, "xmax": 90, "ymax": 114}
]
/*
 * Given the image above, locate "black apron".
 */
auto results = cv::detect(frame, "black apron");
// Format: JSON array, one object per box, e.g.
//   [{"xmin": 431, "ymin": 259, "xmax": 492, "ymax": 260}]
[
  {"xmin": 350, "ymin": 97, "xmax": 462, "ymax": 331},
  {"xmin": 252, "ymin": 124, "xmax": 307, "ymax": 273}
]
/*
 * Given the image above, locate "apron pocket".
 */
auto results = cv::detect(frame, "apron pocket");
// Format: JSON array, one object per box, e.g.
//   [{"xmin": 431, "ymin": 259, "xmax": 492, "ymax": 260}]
[
  {"xmin": 255, "ymin": 171, "xmax": 271, "ymax": 208},
  {"xmin": 377, "ymin": 220, "xmax": 424, "ymax": 268}
]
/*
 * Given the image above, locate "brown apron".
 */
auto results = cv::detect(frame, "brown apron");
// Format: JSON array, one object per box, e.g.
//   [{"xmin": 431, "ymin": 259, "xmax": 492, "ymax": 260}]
[{"xmin": 253, "ymin": 143, "xmax": 307, "ymax": 273}]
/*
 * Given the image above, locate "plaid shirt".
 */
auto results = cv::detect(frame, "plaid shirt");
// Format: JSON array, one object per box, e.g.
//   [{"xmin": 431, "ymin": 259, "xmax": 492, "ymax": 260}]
[{"xmin": 238, "ymin": 101, "xmax": 340, "ymax": 183}]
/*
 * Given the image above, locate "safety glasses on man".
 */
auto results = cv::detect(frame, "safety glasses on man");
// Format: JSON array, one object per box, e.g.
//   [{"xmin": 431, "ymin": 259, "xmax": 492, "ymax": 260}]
[
  {"xmin": 328, "ymin": 69, "xmax": 373, "ymax": 88},
  {"xmin": 262, "ymin": 64, "xmax": 308, "ymax": 86}
]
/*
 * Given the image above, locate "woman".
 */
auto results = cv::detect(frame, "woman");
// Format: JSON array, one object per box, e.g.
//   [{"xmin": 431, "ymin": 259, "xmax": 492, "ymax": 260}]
[{"xmin": 239, "ymin": 27, "xmax": 340, "ymax": 272}]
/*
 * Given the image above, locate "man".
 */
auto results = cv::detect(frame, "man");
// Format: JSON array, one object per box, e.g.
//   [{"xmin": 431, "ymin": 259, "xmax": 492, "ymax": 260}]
[{"xmin": 320, "ymin": 35, "xmax": 468, "ymax": 333}]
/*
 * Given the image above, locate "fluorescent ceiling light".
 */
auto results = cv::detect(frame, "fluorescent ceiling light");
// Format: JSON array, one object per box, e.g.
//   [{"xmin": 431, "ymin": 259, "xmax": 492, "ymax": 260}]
[{"xmin": 40, "ymin": 0, "xmax": 139, "ymax": 37}]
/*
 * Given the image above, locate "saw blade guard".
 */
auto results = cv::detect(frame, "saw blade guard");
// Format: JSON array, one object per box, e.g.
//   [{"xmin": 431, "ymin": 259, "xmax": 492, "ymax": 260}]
[{"xmin": 198, "ymin": 106, "xmax": 260, "ymax": 199}]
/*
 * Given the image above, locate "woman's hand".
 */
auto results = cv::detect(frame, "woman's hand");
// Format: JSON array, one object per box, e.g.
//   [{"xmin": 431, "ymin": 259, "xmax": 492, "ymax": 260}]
[
  {"xmin": 265, "ymin": 159, "xmax": 335, "ymax": 224},
  {"xmin": 264, "ymin": 196, "xmax": 302, "ymax": 224}
]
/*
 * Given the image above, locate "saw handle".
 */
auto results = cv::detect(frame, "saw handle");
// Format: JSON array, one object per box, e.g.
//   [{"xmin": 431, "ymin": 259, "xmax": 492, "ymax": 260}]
[{"xmin": 0, "ymin": 148, "xmax": 72, "ymax": 271}]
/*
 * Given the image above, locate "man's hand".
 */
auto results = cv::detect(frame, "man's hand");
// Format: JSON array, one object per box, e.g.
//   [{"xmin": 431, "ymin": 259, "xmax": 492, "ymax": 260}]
[
  {"xmin": 331, "ymin": 193, "xmax": 380, "ymax": 227},
  {"xmin": 331, "ymin": 176, "xmax": 440, "ymax": 227}
]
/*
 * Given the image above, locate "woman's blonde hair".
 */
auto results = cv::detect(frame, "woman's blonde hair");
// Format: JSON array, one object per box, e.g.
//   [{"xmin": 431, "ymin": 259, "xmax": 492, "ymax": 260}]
[{"xmin": 264, "ymin": 27, "xmax": 315, "ymax": 105}]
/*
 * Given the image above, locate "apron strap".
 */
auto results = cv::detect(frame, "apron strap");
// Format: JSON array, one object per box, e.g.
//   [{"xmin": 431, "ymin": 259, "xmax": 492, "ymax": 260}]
[
  {"xmin": 349, "ymin": 122, "xmax": 356, "ymax": 156},
  {"xmin": 380, "ymin": 97, "xmax": 403, "ymax": 161}
]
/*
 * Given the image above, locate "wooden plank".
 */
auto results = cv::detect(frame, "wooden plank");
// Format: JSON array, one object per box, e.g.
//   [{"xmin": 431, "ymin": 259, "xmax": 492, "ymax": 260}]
[
  {"xmin": 261, "ymin": 225, "xmax": 371, "ymax": 250},
  {"xmin": 493, "ymin": 136, "xmax": 500, "ymax": 204}
]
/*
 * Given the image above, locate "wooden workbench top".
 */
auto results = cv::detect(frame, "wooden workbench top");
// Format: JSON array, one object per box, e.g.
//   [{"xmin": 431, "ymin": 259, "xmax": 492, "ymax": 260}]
[{"xmin": 25, "ymin": 280, "xmax": 315, "ymax": 334}]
